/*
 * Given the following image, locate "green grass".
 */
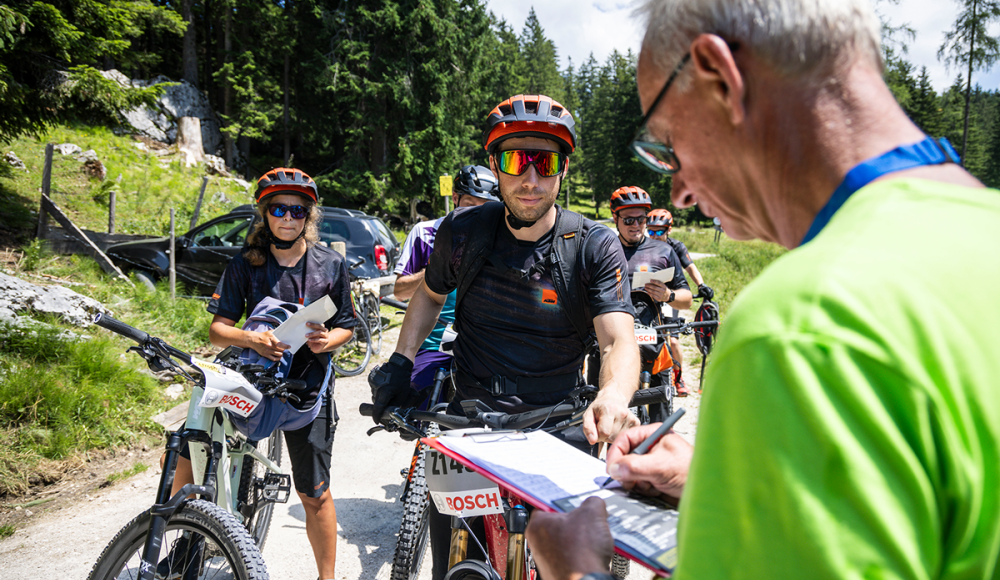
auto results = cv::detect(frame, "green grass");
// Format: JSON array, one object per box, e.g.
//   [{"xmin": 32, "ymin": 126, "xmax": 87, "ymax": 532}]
[
  {"xmin": 0, "ymin": 524, "xmax": 14, "ymax": 538},
  {"xmin": 671, "ymin": 228, "xmax": 787, "ymax": 317},
  {"xmin": 1, "ymin": 122, "xmax": 254, "ymax": 243},
  {"xmin": 0, "ymin": 322, "xmax": 165, "ymax": 496},
  {"xmin": 105, "ymin": 462, "xmax": 150, "ymax": 485}
]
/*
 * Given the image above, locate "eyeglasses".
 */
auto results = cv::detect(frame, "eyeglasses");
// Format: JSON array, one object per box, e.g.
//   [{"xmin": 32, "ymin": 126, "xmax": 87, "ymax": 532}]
[
  {"xmin": 619, "ymin": 216, "xmax": 648, "ymax": 226},
  {"xmin": 648, "ymin": 229, "xmax": 666, "ymax": 236},
  {"xmin": 629, "ymin": 53, "xmax": 691, "ymax": 175},
  {"xmin": 495, "ymin": 150, "xmax": 567, "ymax": 177},
  {"xmin": 267, "ymin": 203, "xmax": 308, "ymax": 220}
]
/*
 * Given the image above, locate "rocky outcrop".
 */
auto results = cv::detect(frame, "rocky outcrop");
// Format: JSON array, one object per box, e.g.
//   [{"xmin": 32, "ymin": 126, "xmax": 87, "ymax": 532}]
[
  {"xmin": 0, "ymin": 272, "xmax": 109, "ymax": 327},
  {"xmin": 101, "ymin": 70, "xmax": 223, "ymax": 156},
  {"xmin": 4, "ymin": 151, "xmax": 27, "ymax": 171}
]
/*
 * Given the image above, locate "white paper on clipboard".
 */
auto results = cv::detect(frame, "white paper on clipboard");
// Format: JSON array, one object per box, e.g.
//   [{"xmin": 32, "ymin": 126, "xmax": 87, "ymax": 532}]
[
  {"xmin": 632, "ymin": 267, "xmax": 674, "ymax": 288},
  {"xmin": 271, "ymin": 295, "xmax": 337, "ymax": 354}
]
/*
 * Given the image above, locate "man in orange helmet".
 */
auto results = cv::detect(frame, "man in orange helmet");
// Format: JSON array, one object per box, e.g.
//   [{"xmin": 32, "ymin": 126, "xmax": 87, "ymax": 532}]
[
  {"xmin": 370, "ymin": 95, "xmax": 641, "ymax": 579},
  {"xmin": 611, "ymin": 187, "xmax": 693, "ymax": 399}
]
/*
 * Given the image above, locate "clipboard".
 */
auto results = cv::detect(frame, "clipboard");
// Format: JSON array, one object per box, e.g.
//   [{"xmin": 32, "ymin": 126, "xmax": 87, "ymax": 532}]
[{"xmin": 423, "ymin": 430, "xmax": 679, "ymax": 576}]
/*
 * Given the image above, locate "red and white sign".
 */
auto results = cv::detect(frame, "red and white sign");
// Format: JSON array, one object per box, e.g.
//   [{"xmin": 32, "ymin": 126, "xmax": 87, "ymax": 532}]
[
  {"xmin": 430, "ymin": 488, "xmax": 504, "ymax": 517},
  {"xmin": 193, "ymin": 359, "xmax": 262, "ymax": 418},
  {"xmin": 634, "ymin": 326, "xmax": 658, "ymax": 345},
  {"xmin": 425, "ymin": 449, "xmax": 503, "ymax": 517}
]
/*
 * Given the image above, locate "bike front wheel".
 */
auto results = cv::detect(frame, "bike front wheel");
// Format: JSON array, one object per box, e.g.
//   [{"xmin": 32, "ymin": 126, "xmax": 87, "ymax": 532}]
[
  {"xmin": 237, "ymin": 430, "xmax": 283, "ymax": 549},
  {"xmin": 332, "ymin": 316, "xmax": 372, "ymax": 377},
  {"xmin": 86, "ymin": 499, "xmax": 268, "ymax": 580},
  {"xmin": 365, "ymin": 293, "xmax": 384, "ymax": 356}
]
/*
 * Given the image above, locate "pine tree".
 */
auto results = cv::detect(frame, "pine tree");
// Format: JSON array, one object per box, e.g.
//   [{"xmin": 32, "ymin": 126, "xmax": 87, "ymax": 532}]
[
  {"xmin": 908, "ymin": 67, "xmax": 945, "ymax": 136},
  {"xmin": 518, "ymin": 8, "xmax": 565, "ymax": 103},
  {"xmin": 937, "ymin": 0, "xmax": 1000, "ymax": 164}
]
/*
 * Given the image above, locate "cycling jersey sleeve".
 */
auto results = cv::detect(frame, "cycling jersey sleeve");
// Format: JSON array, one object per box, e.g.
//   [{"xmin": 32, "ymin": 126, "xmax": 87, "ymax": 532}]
[
  {"xmin": 208, "ymin": 253, "xmax": 252, "ymax": 321},
  {"xmin": 325, "ymin": 255, "xmax": 357, "ymax": 330},
  {"xmin": 424, "ymin": 213, "xmax": 458, "ymax": 296},
  {"xmin": 672, "ymin": 239, "xmax": 694, "ymax": 269},
  {"xmin": 581, "ymin": 225, "xmax": 634, "ymax": 317},
  {"xmin": 666, "ymin": 248, "xmax": 690, "ymax": 291}
]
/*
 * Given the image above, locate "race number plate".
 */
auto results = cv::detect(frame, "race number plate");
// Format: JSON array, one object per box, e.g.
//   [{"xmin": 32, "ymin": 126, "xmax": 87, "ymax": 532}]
[
  {"xmin": 425, "ymin": 449, "xmax": 503, "ymax": 517},
  {"xmin": 191, "ymin": 359, "xmax": 263, "ymax": 418},
  {"xmin": 634, "ymin": 325, "xmax": 657, "ymax": 345}
]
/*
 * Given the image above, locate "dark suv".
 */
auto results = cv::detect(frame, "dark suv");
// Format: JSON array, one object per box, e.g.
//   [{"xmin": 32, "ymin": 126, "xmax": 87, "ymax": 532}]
[{"xmin": 106, "ymin": 205, "xmax": 399, "ymax": 296}]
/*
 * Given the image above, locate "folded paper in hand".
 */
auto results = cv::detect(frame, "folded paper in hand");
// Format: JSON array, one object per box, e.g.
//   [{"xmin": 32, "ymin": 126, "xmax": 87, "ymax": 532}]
[
  {"xmin": 271, "ymin": 295, "xmax": 337, "ymax": 354},
  {"xmin": 632, "ymin": 267, "xmax": 674, "ymax": 288}
]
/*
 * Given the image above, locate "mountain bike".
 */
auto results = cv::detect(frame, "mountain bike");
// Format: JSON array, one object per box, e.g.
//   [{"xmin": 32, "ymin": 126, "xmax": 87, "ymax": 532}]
[
  {"xmin": 86, "ymin": 313, "xmax": 302, "ymax": 580},
  {"xmin": 363, "ymin": 384, "xmax": 670, "ymax": 580},
  {"xmin": 331, "ymin": 258, "xmax": 378, "ymax": 377}
]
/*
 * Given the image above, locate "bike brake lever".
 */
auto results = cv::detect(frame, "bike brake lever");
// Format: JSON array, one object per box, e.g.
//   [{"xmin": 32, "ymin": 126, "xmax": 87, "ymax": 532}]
[{"xmin": 366, "ymin": 425, "xmax": 388, "ymax": 436}]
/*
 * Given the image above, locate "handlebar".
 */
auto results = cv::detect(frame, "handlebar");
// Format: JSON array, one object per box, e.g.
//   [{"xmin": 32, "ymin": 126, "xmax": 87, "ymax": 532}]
[
  {"xmin": 380, "ymin": 297, "xmax": 408, "ymax": 311},
  {"xmin": 360, "ymin": 384, "xmax": 670, "ymax": 433},
  {"xmin": 94, "ymin": 313, "xmax": 191, "ymax": 361}
]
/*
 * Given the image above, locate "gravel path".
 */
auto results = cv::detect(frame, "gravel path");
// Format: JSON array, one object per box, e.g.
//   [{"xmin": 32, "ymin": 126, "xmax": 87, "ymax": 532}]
[{"xmin": 0, "ymin": 319, "xmax": 705, "ymax": 580}]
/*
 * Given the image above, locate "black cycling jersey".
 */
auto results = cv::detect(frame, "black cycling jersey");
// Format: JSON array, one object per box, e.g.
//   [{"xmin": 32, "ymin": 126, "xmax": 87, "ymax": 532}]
[
  {"xmin": 425, "ymin": 205, "xmax": 632, "ymax": 413},
  {"xmin": 208, "ymin": 245, "xmax": 356, "ymax": 406},
  {"xmin": 621, "ymin": 235, "xmax": 690, "ymax": 293},
  {"xmin": 665, "ymin": 237, "xmax": 694, "ymax": 269}
]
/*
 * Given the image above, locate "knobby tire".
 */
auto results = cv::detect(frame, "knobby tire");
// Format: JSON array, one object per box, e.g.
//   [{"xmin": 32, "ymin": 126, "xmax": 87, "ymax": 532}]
[
  {"xmin": 391, "ymin": 423, "xmax": 440, "ymax": 580},
  {"xmin": 332, "ymin": 314, "xmax": 372, "ymax": 377},
  {"xmin": 86, "ymin": 498, "xmax": 268, "ymax": 580},
  {"xmin": 237, "ymin": 430, "xmax": 283, "ymax": 549},
  {"xmin": 366, "ymin": 293, "xmax": 383, "ymax": 356}
]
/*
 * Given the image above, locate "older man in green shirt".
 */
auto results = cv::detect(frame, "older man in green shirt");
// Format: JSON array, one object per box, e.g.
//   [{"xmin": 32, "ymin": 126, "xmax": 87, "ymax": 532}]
[{"xmin": 525, "ymin": 1, "xmax": 1000, "ymax": 579}]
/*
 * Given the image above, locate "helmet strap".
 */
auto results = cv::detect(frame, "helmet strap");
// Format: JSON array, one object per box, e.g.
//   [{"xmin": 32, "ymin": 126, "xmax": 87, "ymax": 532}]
[{"xmin": 265, "ymin": 222, "xmax": 305, "ymax": 250}]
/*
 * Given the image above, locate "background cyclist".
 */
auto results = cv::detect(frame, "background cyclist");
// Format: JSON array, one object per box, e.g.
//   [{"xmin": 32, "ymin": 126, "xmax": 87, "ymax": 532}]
[
  {"xmin": 647, "ymin": 208, "xmax": 713, "ymax": 393},
  {"xmin": 392, "ymin": 165, "xmax": 499, "ymax": 400},
  {"xmin": 370, "ymin": 94, "xmax": 640, "ymax": 580},
  {"xmin": 611, "ymin": 186, "xmax": 692, "ymax": 399}
]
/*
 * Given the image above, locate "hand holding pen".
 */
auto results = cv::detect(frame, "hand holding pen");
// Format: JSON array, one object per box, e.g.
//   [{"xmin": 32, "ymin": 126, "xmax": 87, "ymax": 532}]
[{"xmin": 602, "ymin": 408, "xmax": 694, "ymax": 499}]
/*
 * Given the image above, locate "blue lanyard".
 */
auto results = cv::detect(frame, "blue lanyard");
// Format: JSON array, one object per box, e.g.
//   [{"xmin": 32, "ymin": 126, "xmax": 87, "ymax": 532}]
[{"xmin": 800, "ymin": 136, "xmax": 960, "ymax": 245}]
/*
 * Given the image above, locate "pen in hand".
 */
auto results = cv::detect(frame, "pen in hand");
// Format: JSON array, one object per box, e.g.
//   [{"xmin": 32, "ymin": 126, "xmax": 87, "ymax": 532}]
[{"xmin": 601, "ymin": 407, "xmax": 686, "ymax": 488}]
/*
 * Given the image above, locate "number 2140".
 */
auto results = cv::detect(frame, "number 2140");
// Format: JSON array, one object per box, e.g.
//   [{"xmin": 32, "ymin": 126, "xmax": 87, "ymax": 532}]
[{"xmin": 429, "ymin": 451, "xmax": 467, "ymax": 475}]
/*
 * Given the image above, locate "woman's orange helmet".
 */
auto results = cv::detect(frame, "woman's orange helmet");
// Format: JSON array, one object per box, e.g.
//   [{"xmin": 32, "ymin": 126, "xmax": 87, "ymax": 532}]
[
  {"xmin": 647, "ymin": 208, "xmax": 673, "ymax": 228},
  {"xmin": 255, "ymin": 168, "xmax": 318, "ymax": 204}
]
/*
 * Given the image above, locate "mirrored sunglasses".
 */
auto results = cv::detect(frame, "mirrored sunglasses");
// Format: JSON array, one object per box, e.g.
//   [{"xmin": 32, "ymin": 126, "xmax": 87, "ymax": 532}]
[
  {"xmin": 648, "ymin": 229, "xmax": 666, "ymax": 236},
  {"xmin": 620, "ymin": 216, "xmax": 647, "ymax": 226},
  {"xmin": 267, "ymin": 203, "xmax": 308, "ymax": 220},
  {"xmin": 496, "ymin": 150, "xmax": 567, "ymax": 177}
]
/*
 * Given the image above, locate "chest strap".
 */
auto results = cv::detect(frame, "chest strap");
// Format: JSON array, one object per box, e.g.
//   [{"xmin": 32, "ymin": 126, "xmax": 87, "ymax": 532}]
[{"xmin": 455, "ymin": 368, "xmax": 583, "ymax": 397}]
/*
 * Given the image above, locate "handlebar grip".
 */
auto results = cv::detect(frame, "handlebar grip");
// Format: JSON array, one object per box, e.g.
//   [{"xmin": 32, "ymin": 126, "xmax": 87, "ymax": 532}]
[
  {"xmin": 359, "ymin": 403, "xmax": 374, "ymax": 417},
  {"xmin": 630, "ymin": 385, "xmax": 669, "ymax": 405},
  {"xmin": 93, "ymin": 313, "xmax": 149, "ymax": 344},
  {"xmin": 380, "ymin": 297, "xmax": 408, "ymax": 311}
]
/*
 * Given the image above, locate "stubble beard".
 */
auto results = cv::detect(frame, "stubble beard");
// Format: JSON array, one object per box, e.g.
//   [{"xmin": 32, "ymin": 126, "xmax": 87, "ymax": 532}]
[{"xmin": 500, "ymin": 183, "xmax": 559, "ymax": 223}]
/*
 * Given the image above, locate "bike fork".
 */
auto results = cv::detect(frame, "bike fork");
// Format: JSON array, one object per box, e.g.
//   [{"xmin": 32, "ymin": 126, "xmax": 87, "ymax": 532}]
[
  {"xmin": 448, "ymin": 516, "xmax": 469, "ymax": 569},
  {"xmin": 505, "ymin": 505, "xmax": 529, "ymax": 580}
]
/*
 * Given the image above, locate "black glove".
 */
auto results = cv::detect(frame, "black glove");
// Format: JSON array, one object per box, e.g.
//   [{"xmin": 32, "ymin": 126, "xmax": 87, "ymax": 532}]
[
  {"xmin": 368, "ymin": 353, "xmax": 414, "ymax": 424},
  {"xmin": 698, "ymin": 284, "xmax": 715, "ymax": 301}
]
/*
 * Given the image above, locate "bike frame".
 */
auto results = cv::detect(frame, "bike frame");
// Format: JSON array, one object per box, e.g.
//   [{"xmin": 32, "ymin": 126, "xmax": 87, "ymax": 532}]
[{"xmin": 137, "ymin": 385, "xmax": 283, "ymax": 580}]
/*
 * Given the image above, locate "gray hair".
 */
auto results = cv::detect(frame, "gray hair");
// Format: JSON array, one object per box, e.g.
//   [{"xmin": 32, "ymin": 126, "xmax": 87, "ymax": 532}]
[{"xmin": 635, "ymin": 0, "xmax": 882, "ymax": 86}]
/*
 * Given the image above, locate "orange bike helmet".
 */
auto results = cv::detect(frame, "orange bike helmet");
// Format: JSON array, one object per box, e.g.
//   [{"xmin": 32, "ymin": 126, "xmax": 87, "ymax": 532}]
[
  {"xmin": 483, "ymin": 95, "xmax": 576, "ymax": 154},
  {"xmin": 610, "ymin": 186, "xmax": 652, "ymax": 213},
  {"xmin": 255, "ymin": 168, "xmax": 318, "ymax": 204},
  {"xmin": 647, "ymin": 208, "xmax": 673, "ymax": 228}
]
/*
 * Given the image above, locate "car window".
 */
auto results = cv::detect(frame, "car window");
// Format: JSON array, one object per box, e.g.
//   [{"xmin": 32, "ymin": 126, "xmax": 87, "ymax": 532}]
[
  {"xmin": 192, "ymin": 217, "xmax": 252, "ymax": 247},
  {"xmin": 369, "ymin": 218, "xmax": 397, "ymax": 250},
  {"xmin": 320, "ymin": 217, "xmax": 371, "ymax": 252}
]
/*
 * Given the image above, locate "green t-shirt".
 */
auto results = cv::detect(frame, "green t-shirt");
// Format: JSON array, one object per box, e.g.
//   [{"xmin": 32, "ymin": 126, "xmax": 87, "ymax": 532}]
[{"xmin": 675, "ymin": 179, "xmax": 1000, "ymax": 580}]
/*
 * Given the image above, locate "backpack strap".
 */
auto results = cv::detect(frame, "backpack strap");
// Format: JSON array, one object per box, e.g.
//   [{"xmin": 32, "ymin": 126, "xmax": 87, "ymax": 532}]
[{"xmin": 453, "ymin": 203, "xmax": 592, "ymax": 344}]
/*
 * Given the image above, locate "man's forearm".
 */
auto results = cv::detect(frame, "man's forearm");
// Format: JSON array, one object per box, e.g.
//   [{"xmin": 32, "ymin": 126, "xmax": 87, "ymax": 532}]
[
  {"xmin": 685, "ymin": 264, "xmax": 704, "ymax": 287},
  {"xmin": 393, "ymin": 271, "xmax": 425, "ymax": 301},
  {"xmin": 599, "ymin": 332, "xmax": 640, "ymax": 401},
  {"xmin": 667, "ymin": 288, "xmax": 694, "ymax": 311},
  {"xmin": 395, "ymin": 281, "xmax": 446, "ymax": 360}
]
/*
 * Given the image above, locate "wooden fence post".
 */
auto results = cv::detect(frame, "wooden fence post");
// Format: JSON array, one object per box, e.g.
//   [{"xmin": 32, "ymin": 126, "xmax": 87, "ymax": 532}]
[
  {"xmin": 108, "ymin": 190, "xmax": 116, "ymax": 234},
  {"xmin": 169, "ymin": 208, "xmax": 176, "ymax": 300},
  {"xmin": 35, "ymin": 144, "xmax": 53, "ymax": 239},
  {"xmin": 190, "ymin": 176, "xmax": 210, "ymax": 230}
]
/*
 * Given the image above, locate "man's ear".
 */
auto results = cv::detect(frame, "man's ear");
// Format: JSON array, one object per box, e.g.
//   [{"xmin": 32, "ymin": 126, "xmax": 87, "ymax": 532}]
[
  {"xmin": 689, "ymin": 34, "xmax": 745, "ymax": 126},
  {"xmin": 488, "ymin": 154, "xmax": 498, "ymax": 176},
  {"xmin": 561, "ymin": 155, "xmax": 570, "ymax": 178}
]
